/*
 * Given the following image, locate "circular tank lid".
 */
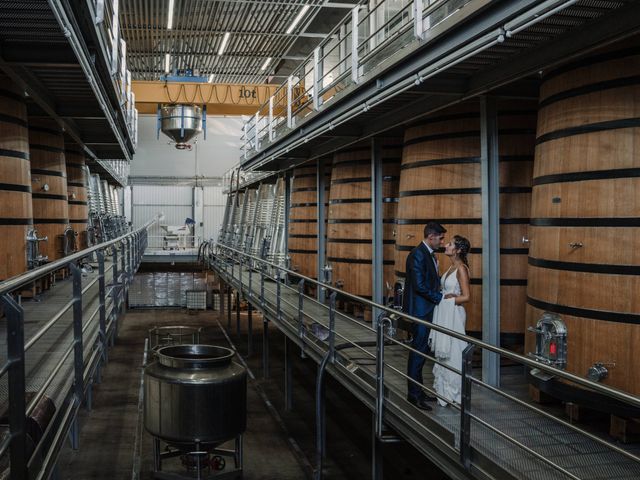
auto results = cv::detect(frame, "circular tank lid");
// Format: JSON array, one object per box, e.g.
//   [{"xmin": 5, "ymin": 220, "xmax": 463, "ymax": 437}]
[{"xmin": 156, "ymin": 344, "xmax": 235, "ymax": 369}]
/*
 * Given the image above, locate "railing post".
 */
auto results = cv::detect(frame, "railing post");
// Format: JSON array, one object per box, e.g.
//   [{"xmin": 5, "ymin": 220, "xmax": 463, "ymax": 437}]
[
  {"xmin": 70, "ymin": 263, "xmax": 84, "ymax": 411},
  {"xmin": 95, "ymin": 0, "xmax": 105, "ymax": 24},
  {"xmin": 351, "ymin": 6, "xmax": 359, "ymax": 84},
  {"xmin": 372, "ymin": 316, "xmax": 391, "ymax": 480},
  {"xmin": 227, "ymin": 286, "xmax": 232, "ymax": 330},
  {"xmin": 297, "ymin": 278, "xmax": 305, "ymax": 338},
  {"xmin": 276, "ymin": 271, "xmax": 282, "ymax": 321},
  {"xmin": 243, "ymin": 123, "xmax": 249, "ymax": 160},
  {"xmin": 254, "ymin": 112, "xmax": 260, "ymax": 151},
  {"xmin": 248, "ymin": 261, "xmax": 253, "ymax": 299},
  {"xmin": 97, "ymin": 249, "xmax": 107, "ymax": 362},
  {"xmin": 460, "ymin": 344, "xmax": 475, "ymax": 469},
  {"xmin": 2, "ymin": 294, "xmax": 27, "ymax": 480},
  {"xmin": 413, "ymin": 0, "xmax": 424, "ymax": 40},
  {"xmin": 287, "ymin": 75, "xmax": 293, "ymax": 128},
  {"xmin": 313, "ymin": 47, "xmax": 321, "ymax": 111},
  {"xmin": 375, "ymin": 317, "xmax": 389, "ymax": 438},
  {"xmin": 260, "ymin": 261, "xmax": 265, "ymax": 308},
  {"xmin": 268, "ymin": 96, "xmax": 274, "ymax": 141},
  {"xmin": 328, "ymin": 292, "xmax": 337, "ymax": 363},
  {"xmin": 239, "ymin": 252, "xmax": 244, "ymax": 295}
]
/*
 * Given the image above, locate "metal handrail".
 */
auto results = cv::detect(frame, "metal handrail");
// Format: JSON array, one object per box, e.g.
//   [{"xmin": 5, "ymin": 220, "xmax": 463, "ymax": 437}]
[
  {"xmin": 214, "ymin": 244, "xmax": 640, "ymax": 478},
  {"xmin": 0, "ymin": 216, "xmax": 156, "ymax": 296},
  {"xmin": 215, "ymin": 243, "xmax": 640, "ymax": 409}
]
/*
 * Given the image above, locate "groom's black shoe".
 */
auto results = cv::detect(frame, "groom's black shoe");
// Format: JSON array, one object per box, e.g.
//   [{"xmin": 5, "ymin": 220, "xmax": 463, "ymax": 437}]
[{"xmin": 407, "ymin": 395, "xmax": 433, "ymax": 411}]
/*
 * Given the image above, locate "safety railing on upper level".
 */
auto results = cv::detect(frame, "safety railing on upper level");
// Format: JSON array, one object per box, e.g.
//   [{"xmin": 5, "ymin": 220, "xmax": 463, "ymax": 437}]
[
  {"xmin": 221, "ymin": 166, "xmax": 277, "ymax": 194},
  {"xmin": 240, "ymin": 0, "xmax": 477, "ymax": 161},
  {"xmin": 211, "ymin": 243, "xmax": 640, "ymax": 480},
  {"xmin": 0, "ymin": 218, "xmax": 155, "ymax": 480}
]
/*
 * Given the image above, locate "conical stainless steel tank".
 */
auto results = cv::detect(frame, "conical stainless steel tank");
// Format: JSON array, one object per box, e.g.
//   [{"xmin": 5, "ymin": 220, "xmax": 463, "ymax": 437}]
[{"xmin": 144, "ymin": 344, "xmax": 247, "ymax": 450}]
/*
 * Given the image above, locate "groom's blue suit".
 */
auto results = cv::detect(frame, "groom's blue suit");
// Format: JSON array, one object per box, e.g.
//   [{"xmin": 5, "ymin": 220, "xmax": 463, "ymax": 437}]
[{"xmin": 404, "ymin": 242, "xmax": 443, "ymax": 400}]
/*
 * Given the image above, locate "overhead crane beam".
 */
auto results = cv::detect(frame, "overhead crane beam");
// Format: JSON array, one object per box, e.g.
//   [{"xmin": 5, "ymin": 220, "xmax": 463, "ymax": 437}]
[{"xmin": 132, "ymin": 80, "xmax": 279, "ymax": 115}]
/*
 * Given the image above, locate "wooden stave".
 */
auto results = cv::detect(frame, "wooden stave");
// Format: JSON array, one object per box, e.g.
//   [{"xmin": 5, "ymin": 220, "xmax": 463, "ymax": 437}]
[
  {"xmin": 288, "ymin": 163, "xmax": 331, "ymax": 279},
  {"xmin": 525, "ymin": 48, "xmax": 640, "ymax": 395},
  {"xmin": 64, "ymin": 143, "xmax": 89, "ymax": 249},
  {"xmin": 0, "ymin": 78, "xmax": 32, "ymax": 280},
  {"xmin": 327, "ymin": 145, "xmax": 401, "ymax": 298},
  {"xmin": 396, "ymin": 102, "xmax": 536, "ymax": 338},
  {"xmin": 29, "ymin": 118, "xmax": 70, "ymax": 261}
]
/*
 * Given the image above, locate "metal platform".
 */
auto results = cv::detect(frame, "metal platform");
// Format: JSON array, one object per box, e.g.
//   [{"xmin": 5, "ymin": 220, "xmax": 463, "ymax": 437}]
[
  {"xmin": 0, "ymin": 223, "xmax": 152, "ymax": 480},
  {"xmin": 0, "ymin": 262, "xmax": 115, "ymax": 414},
  {"xmin": 212, "ymin": 257, "xmax": 640, "ymax": 480}
]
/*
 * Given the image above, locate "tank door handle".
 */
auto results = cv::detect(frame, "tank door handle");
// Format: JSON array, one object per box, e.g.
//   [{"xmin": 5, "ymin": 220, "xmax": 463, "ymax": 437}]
[
  {"xmin": 568, "ymin": 242, "xmax": 583, "ymax": 249},
  {"xmin": 405, "ymin": 233, "xmax": 415, "ymax": 239}
]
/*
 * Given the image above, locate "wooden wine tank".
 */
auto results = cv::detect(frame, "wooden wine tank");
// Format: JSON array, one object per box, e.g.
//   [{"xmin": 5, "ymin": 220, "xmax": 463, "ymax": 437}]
[
  {"xmin": 526, "ymin": 48, "xmax": 640, "ymax": 395},
  {"xmin": 396, "ymin": 102, "xmax": 536, "ymax": 342},
  {"xmin": 327, "ymin": 145, "xmax": 401, "ymax": 299},
  {"xmin": 288, "ymin": 161, "xmax": 330, "ymax": 279},
  {"xmin": 29, "ymin": 118, "xmax": 71, "ymax": 261},
  {"xmin": 64, "ymin": 142, "xmax": 89, "ymax": 249},
  {"xmin": 0, "ymin": 77, "xmax": 33, "ymax": 280}
]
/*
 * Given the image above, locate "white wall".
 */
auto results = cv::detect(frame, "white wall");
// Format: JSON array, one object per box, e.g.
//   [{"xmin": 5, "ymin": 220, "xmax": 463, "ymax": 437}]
[
  {"xmin": 130, "ymin": 115, "xmax": 245, "ymax": 178},
  {"xmin": 128, "ymin": 184, "xmax": 227, "ymax": 243}
]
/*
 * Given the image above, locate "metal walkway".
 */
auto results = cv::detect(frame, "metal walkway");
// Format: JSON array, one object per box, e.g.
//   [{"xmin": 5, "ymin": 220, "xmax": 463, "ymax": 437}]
[
  {"xmin": 0, "ymin": 262, "xmax": 115, "ymax": 413},
  {"xmin": 0, "ymin": 224, "xmax": 151, "ymax": 480},
  {"xmin": 213, "ymin": 258, "xmax": 640, "ymax": 480}
]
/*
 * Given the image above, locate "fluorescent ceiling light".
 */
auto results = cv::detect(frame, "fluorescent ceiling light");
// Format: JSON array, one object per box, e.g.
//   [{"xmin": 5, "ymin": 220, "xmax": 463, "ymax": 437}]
[
  {"xmin": 218, "ymin": 32, "xmax": 230, "ymax": 56},
  {"xmin": 260, "ymin": 57, "xmax": 272, "ymax": 71},
  {"xmin": 164, "ymin": 53, "xmax": 171, "ymax": 73},
  {"xmin": 167, "ymin": 0, "xmax": 175, "ymax": 29},
  {"xmin": 286, "ymin": 5, "xmax": 310, "ymax": 35}
]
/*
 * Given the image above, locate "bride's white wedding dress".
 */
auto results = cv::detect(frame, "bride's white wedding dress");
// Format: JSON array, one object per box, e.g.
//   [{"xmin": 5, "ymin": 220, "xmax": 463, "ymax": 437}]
[{"xmin": 428, "ymin": 267, "xmax": 468, "ymax": 407}]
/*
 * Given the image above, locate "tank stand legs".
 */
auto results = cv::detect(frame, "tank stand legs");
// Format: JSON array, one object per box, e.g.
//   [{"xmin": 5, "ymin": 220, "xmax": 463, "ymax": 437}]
[{"xmin": 152, "ymin": 436, "xmax": 244, "ymax": 479}]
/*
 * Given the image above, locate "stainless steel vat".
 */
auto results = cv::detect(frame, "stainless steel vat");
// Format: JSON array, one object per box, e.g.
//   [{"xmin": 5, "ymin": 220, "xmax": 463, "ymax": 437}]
[
  {"xmin": 159, "ymin": 104, "xmax": 203, "ymax": 148},
  {"xmin": 144, "ymin": 344, "xmax": 247, "ymax": 449}
]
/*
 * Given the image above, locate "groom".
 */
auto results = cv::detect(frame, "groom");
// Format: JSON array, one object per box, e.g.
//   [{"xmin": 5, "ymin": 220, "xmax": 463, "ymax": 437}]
[{"xmin": 404, "ymin": 221, "xmax": 446, "ymax": 410}]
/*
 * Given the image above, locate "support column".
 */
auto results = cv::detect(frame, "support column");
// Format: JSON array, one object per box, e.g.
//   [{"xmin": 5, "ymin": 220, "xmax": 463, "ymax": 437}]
[
  {"xmin": 480, "ymin": 96, "xmax": 500, "ymax": 387},
  {"xmin": 236, "ymin": 289, "xmax": 241, "ymax": 339},
  {"xmin": 247, "ymin": 303, "xmax": 253, "ymax": 357},
  {"xmin": 227, "ymin": 287, "xmax": 232, "ymax": 330},
  {"xmin": 263, "ymin": 317, "xmax": 270, "ymax": 379},
  {"xmin": 316, "ymin": 160, "xmax": 327, "ymax": 302},
  {"xmin": 372, "ymin": 417, "xmax": 384, "ymax": 480},
  {"xmin": 371, "ymin": 138, "xmax": 384, "ymax": 325},
  {"xmin": 284, "ymin": 337, "xmax": 293, "ymax": 411},
  {"xmin": 284, "ymin": 170, "xmax": 291, "ymax": 269}
]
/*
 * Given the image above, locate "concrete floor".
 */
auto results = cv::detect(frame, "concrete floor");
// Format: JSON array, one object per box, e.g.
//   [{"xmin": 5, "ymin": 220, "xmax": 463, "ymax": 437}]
[{"xmin": 56, "ymin": 305, "xmax": 449, "ymax": 479}]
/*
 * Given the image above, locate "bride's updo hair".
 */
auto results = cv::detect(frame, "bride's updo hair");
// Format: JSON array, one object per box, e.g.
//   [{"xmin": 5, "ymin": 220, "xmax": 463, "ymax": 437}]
[{"xmin": 453, "ymin": 235, "xmax": 471, "ymax": 268}]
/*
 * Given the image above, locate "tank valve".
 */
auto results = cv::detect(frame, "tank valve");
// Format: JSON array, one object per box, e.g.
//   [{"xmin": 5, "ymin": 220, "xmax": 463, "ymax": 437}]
[
  {"xmin": 522, "ymin": 236, "xmax": 530, "ymax": 244},
  {"xmin": 587, "ymin": 362, "xmax": 615, "ymax": 382},
  {"xmin": 42, "ymin": 183, "xmax": 50, "ymax": 192},
  {"xmin": 322, "ymin": 264, "xmax": 333, "ymax": 284},
  {"xmin": 568, "ymin": 242, "xmax": 583, "ymax": 249},
  {"xmin": 587, "ymin": 363, "xmax": 608, "ymax": 382}
]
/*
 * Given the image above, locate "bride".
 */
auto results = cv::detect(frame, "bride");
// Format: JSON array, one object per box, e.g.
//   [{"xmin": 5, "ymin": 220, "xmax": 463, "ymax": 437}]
[{"xmin": 428, "ymin": 235, "xmax": 471, "ymax": 407}]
